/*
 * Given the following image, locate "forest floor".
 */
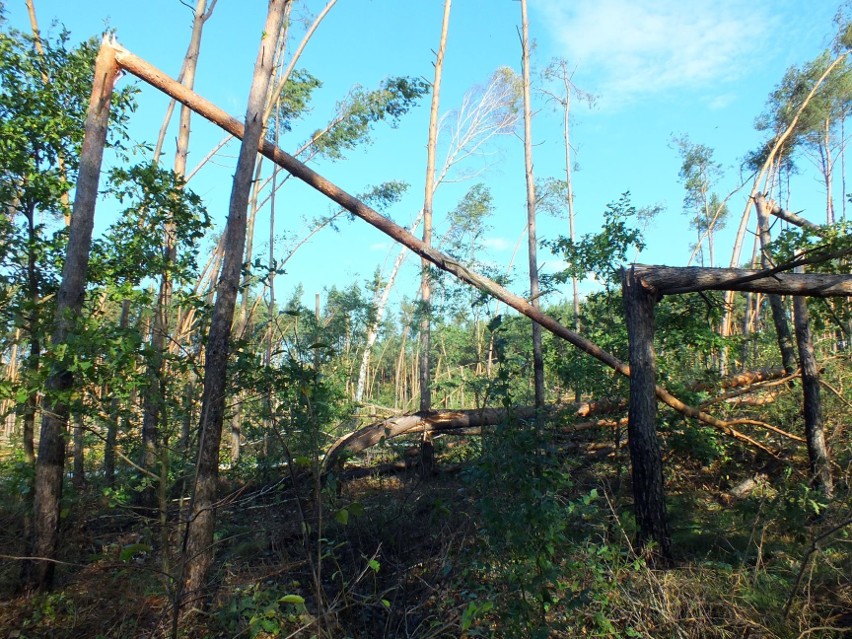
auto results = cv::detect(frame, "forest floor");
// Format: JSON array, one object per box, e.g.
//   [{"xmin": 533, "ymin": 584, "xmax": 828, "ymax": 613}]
[{"xmin": 0, "ymin": 430, "xmax": 850, "ymax": 638}]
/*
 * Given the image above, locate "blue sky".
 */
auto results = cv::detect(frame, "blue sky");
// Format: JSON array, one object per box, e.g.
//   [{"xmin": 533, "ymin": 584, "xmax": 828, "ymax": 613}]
[{"xmin": 5, "ymin": 0, "xmax": 846, "ymax": 312}]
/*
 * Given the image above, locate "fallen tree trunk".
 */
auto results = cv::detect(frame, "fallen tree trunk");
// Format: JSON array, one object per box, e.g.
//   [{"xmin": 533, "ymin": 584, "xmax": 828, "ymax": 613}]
[
  {"xmin": 689, "ymin": 367, "xmax": 788, "ymax": 392},
  {"xmin": 633, "ymin": 265, "xmax": 852, "ymax": 297},
  {"xmin": 110, "ymin": 43, "xmax": 781, "ymax": 456}
]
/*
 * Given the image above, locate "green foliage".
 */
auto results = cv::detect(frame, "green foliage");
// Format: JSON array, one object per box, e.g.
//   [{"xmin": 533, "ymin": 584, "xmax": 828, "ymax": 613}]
[
  {"xmin": 90, "ymin": 162, "xmax": 210, "ymax": 290},
  {"xmin": 219, "ymin": 582, "xmax": 309, "ymax": 638},
  {"xmin": 546, "ymin": 192, "xmax": 653, "ymax": 288},
  {"xmin": 312, "ymin": 76, "xmax": 429, "ymax": 160}
]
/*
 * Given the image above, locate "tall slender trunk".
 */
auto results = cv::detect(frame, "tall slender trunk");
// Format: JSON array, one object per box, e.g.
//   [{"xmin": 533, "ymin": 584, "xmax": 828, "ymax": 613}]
[
  {"xmin": 520, "ymin": 0, "xmax": 545, "ymax": 415},
  {"xmin": 72, "ymin": 413, "xmax": 85, "ymax": 488},
  {"xmin": 142, "ymin": 0, "xmax": 215, "ymax": 506},
  {"xmin": 25, "ymin": 39, "xmax": 119, "ymax": 591},
  {"xmin": 419, "ymin": 0, "xmax": 451, "ymax": 477},
  {"xmin": 104, "ymin": 299, "xmax": 132, "ymax": 486},
  {"xmin": 822, "ymin": 117, "xmax": 834, "ymax": 225},
  {"xmin": 181, "ymin": 2, "xmax": 286, "ymax": 607},
  {"xmin": 792, "ymin": 288, "xmax": 833, "ymax": 497},
  {"xmin": 754, "ymin": 194, "xmax": 798, "ymax": 375},
  {"xmin": 22, "ymin": 202, "xmax": 40, "ymax": 464}
]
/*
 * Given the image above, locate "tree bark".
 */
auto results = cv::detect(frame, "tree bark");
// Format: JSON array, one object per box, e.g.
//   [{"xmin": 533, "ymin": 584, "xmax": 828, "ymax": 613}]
[
  {"xmin": 22, "ymin": 202, "xmax": 40, "ymax": 465},
  {"xmin": 792, "ymin": 292, "xmax": 834, "ymax": 496},
  {"xmin": 109, "ymin": 43, "xmax": 782, "ymax": 452},
  {"xmin": 622, "ymin": 267, "xmax": 671, "ymax": 560},
  {"xmin": 141, "ymin": 0, "xmax": 215, "ymax": 510},
  {"xmin": 632, "ymin": 265, "xmax": 852, "ymax": 297},
  {"xmin": 104, "ymin": 299, "xmax": 132, "ymax": 487},
  {"xmin": 754, "ymin": 194, "xmax": 798, "ymax": 375},
  {"xmin": 418, "ymin": 0, "xmax": 451, "ymax": 478},
  {"xmin": 72, "ymin": 413, "xmax": 85, "ymax": 489},
  {"xmin": 520, "ymin": 0, "xmax": 545, "ymax": 417},
  {"xmin": 722, "ymin": 50, "xmax": 850, "ymax": 336},
  {"xmin": 181, "ymin": 1, "xmax": 286, "ymax": 608},
  {"xmin": 25, "ymin": 38, "xmax": 119, "ymax": 591}
]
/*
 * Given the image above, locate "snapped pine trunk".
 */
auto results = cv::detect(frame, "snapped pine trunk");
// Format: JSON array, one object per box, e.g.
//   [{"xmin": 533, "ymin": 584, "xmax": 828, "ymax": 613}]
[
  {"xmin": 25, "ymin": 39, "xmax": 119, "ymax": 591},
  {"xmin": 622, "ymin": 267, "xmax": 672, "ymax": 560}
]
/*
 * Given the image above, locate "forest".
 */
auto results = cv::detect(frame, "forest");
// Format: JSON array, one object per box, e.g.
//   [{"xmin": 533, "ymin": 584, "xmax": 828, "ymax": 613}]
[{"xmin": 1, "ymin": 0, "xmax": 852, "ymax": 637}]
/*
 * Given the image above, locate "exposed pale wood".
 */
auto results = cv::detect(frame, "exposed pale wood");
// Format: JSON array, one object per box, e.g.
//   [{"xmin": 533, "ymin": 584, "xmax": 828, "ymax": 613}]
[
  {"xmin": 633, "ymin": 264, "xmax": 852, "ymax": 297},
  {"xmin": 108, "ymin": 43, "xmax": 779, "ymax": 454},
  {"xmin": 28, "ymin": 37, "xmax": 120, "ymax": 591}
]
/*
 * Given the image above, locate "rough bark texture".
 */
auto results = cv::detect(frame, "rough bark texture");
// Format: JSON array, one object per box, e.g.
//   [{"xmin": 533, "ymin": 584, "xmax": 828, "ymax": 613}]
[
  {"xmin": 634, "ymin": 265, "xmax": 852, "ymax": 297},
  {"xmin": 622, "ymin": 267, "xmax": 672, "ymax": 560},
  {"xmin": 754, "ymin": 194, "xmax": 798, "ymax": 375},
  {"xmin": 26, "ymin": 39, "xmax": 119, "ymax": 591},
  {"xmin": 792, "ymin": 294, "xmax": 834, "ymax": 496},
  {"xmin": 109, "ymin": 44, "xmax": 780, "ymax": 451},
  {"xmin": 520, "ymin": 0, "xmax": 546, "ymax": 416},
  {"xmin": 181, "ymin": 1, "xmax": 286, "ymax": 607}
]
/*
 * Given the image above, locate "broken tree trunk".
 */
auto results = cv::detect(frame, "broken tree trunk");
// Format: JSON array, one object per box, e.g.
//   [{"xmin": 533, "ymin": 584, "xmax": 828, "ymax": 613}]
[
  {"xmin": 108, "ymin": 44, "xmax": 774, "ymax": 453},
  {"xmin": 181, "ymin": 0, "xmax": 287, "ymax": 609},
  {"xmin": 622, "ymin": 267, "xmax": 672, "ymax": 560},
  {"xmin": 25, "ymin": 38, "xmax": 120, "ymax": 591},
  {"xmin": 633, "ymin": 265, "xmax": 852, "ymax": 297}
]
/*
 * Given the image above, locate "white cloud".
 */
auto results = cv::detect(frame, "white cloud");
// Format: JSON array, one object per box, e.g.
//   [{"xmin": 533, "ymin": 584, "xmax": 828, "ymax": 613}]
[
  {"xmin": 537, "ymin": 0, "xmax": 776, "ymax": 108},
  {"xmin": 369, "ymin": 242, "xmax": 390, "ymax": 252}
]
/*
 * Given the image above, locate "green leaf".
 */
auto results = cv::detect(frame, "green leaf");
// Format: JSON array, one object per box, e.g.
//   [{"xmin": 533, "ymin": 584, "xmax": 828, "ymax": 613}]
[
  {"xmin": 335, "ymin": 508, "xmax": 349, "ymax": 526},
  {"xmin": 368, "ymin": 558, "xmax": 381, "ymax": 572},
  {"xmin": 279, "ymin": 594, "xmax": 305, "ymax": 605}
]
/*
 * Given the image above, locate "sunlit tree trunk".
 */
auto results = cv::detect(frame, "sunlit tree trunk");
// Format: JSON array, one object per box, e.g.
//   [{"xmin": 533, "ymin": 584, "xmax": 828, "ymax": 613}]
[
  {"xmin": 25, "ymin": 40, "xmax": 119, "ymax": 591},
  {"xmin": 141, "ymin": 0, "xmax": 217, "ymax": 507},
  {"xmin": 419, "ymin": 0, "xmax": 451, "ymax": 477},
  {"xmin": 520, "ymin": 0, "xmax": 545, "ymax": 415},
  {"xmin": 104, "ymin": 299, "xmax": 132, "ymax": 487},
  {"xmin": 181, "ymin": 2, "xmax": 286, "ymax": 607}
]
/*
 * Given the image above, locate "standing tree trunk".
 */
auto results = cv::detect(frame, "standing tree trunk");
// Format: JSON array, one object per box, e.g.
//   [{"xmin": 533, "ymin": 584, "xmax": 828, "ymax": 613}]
[
  {"xmin": 104, "ymin": 299, "xmax": 132, "ymax": 487},
  {"xmin": 141, "ymin": 0, "xmax": 217, "ymax": 510},
  {"xmin": 520, "ymin": 0, "xmax": 545, "ymax": 416},
  {"xmin": 72, "ymin": 413, "xmax": 85, "ymax": 489},
  {"xmin": 418, "ymin": 0, "xmax": 451, "ymax": 478},
  {"xmin": 24, "ymin": 39, "xmax": 119, "ymax": 591},
  {"xmin": 754, "ymin": 194, "xmax": 798, "ymax": 375},
  {"xmin": 181, "ymin": 1, "xmax": 287, "ymax": 607},
  {"xmin": 22, "ymin": 202, "xmax": 40, "ymax": 465},
  {"xmin": 622, "ymin": 268, "xmax": 671, "ymax": 560},
  {"xmin": 792, "ymin": 291, "xmax": 834, "ymax": 496}
]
